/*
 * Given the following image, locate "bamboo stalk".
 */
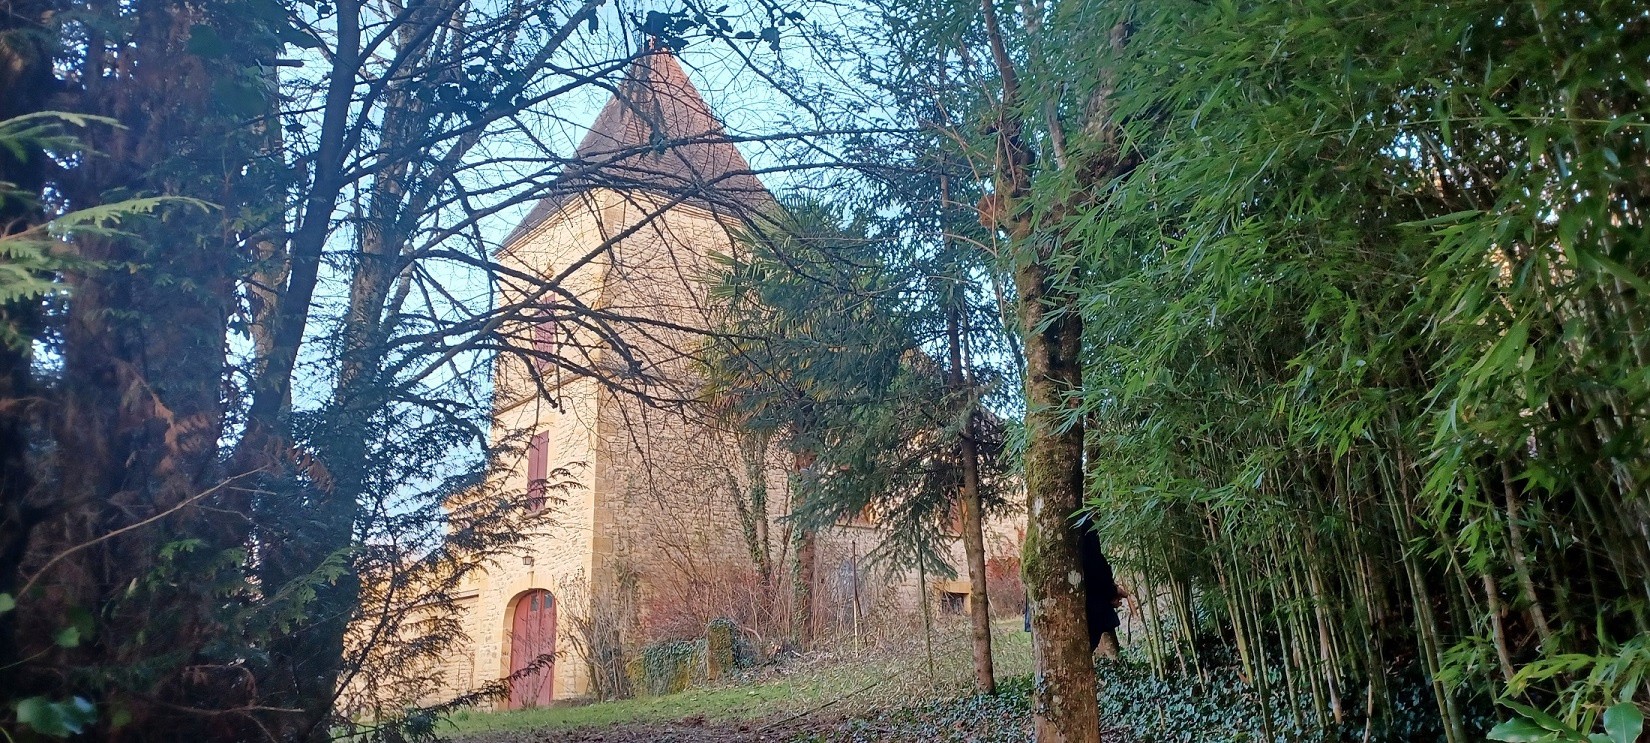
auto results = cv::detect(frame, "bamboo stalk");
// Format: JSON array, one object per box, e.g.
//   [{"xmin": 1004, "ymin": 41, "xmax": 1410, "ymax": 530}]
[{"xmin": 1481, "ymin": 571, "xmax": 1517, "ymax": 684}]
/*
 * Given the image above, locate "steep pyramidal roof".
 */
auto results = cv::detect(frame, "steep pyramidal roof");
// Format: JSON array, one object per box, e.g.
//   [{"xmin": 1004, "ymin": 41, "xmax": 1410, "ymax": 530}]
[{"xmin": 505, "ymin": 47, "xmax": 772, "ymax": 246}]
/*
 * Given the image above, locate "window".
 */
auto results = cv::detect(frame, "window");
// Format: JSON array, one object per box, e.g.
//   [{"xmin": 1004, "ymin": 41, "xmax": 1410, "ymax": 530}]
[
  {"xmin": 940, "ymin": 591, "xmax": 967, "ymax": 615},
  {"xmin": 526, "ymin": 432, "xmax": 549, "ymax": 512}
]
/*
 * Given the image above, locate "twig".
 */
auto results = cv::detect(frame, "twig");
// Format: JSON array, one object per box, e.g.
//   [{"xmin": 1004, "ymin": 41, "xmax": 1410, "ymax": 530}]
[{"xmin": 16, "ymin": 474, "xmax": 257, "ymax": 599}]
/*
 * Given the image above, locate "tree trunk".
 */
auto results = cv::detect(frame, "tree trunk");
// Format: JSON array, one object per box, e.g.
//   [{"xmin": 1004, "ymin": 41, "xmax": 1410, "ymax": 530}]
[
  {"xmin": 791, "ymin": 449, "xmax": 819, "ymax": 647},
  {"xmin": 0, "ymin": 0, "xmax": 56, "ymax": 682},
  {"xmin": 948, "ymin": 300, "xmax": 996, "ymax": 694},
  {"xmin": 31, "ymin": 2, "xmax": 273, "ymax": 737},
  {"xmin": 793, "ymin": 528, "xmax": 818, "ymax": 647},
  {"xmin": 1016, "ymin": 260, "xmax": 1099, "ymax": 742},
  {"xmin": 978, "ymin": 0, "xmax": 1102, "ymax": 736}
]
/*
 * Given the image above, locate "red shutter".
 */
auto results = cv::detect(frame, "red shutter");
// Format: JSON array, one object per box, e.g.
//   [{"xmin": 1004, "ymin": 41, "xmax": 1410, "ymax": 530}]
[
  {"xmin": 531, "ymin": 320, "xmax": 553, "ymax": 373},
  {"xmin": 527, "ymin": 432, "xmax": 548, "ymax": 512}
]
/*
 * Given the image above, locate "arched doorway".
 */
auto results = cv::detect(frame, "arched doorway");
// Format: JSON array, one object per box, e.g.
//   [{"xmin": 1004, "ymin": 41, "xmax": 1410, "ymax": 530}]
[{"xmin": 507, "ymin": 589, "xmax": 556, "ymax": 708}]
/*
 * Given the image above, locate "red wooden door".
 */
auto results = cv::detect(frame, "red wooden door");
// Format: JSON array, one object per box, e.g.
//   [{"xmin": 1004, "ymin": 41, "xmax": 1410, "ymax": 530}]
[{"xmin": 508, "ymin": 590, "xmax": 556, "ymax": 708}]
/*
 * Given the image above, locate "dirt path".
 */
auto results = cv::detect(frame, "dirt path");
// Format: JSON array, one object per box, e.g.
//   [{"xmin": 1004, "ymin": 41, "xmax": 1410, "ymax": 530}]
[
  {"xmin": 454, "ymin": 716, "xmax": 820, "ymax": 743},
  {"xmin": 453, "ymin": 704, "xmax": 1040, "ymax": 743}
]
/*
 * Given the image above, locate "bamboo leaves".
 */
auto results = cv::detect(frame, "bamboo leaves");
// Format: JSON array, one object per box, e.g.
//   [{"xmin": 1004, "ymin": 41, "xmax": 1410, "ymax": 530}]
[
  {"xmin": 1489, "ymin": 701, "xmax": 1645, "ymax": 743},
  {"xmin": 1050, "ymin": 0, "xmax": 1650, "ymax": 739}
]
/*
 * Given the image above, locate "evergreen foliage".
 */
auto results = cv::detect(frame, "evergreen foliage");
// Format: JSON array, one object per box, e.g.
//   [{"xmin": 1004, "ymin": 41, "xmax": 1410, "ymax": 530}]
[{"xmin": 708, "ymin": 197, "xmax": 1012, "ymax": 579}]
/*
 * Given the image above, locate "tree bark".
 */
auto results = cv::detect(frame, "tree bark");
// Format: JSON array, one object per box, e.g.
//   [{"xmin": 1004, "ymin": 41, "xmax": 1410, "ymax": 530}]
[
  {"xmin": 0, "ymin": 0, "xmax": 57, "ymax": 684},
  {"xmin": 791, "ymin": 449, "xmax": 819, "ymax": 647},
  {"xmin": 1015, "ymin": 257, "xmax": 1099, "ymax": 743},
  {"xmin": 948, "ymin": 298, "xmax": 997, "ymax": 694},
  {"xmin": 976, "ymin": 0, "xmax": 1120, "ymax": 737},
  {"xmin": 29, "ymin": 2, "xmax": 275, "ymax": 737}
]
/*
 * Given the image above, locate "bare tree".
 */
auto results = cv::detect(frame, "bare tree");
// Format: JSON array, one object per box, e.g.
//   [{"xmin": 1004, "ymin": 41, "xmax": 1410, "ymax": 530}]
[{"xmin": 0, "ymin": 0, "xmax": 894, "ymax": 738}]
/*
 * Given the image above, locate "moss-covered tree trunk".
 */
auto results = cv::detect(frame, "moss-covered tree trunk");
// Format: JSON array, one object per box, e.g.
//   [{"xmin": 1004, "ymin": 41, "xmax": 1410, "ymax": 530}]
[
  {"xmin": 977, "ymin": 6, "xmax": 1100, "ymax": 739},
  {"xmin": 33, "ymin": 2, "xmax": 276, "ymax": 737},
  {"xmin": 976, "ymin": 0, "xmax": 1121, "ymax": 736},
  {"xmin": 1015, "ymin": 254, "xmax": 1099, "ymax": 742}
]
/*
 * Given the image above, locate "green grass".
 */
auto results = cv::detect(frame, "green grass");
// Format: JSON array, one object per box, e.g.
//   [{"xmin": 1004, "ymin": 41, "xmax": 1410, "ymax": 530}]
[{"xmin": 443, "ymin": 618, "xmax": 1033, "ymax": 739}]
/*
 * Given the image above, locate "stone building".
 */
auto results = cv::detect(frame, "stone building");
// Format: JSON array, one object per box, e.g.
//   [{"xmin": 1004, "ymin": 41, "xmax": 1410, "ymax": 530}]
[{"xmin": 436, "ymin": 46, "xmax": 1008, "ymax": 708}]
